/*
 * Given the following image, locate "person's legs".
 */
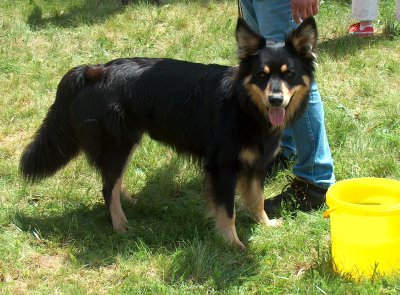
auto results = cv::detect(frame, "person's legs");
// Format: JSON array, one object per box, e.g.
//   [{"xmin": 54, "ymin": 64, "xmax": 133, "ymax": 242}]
[
  {"xmin": 290, "ymin": 82, "xmax": 335, "ymax": 190},
  {"xmin": 253, "ymin": 0, "xmax": 293, "ymax": 43},
  {"xmin": 352, "ymin": 0, "xmax": 379, "ymax": 20},
  {"xmin": 239, "ymin": 0, "xmax": 294, "ymax": 43},
  {"xmin": 239, "ymin": 0, "xmax": 335, "ymax": 216},
  {"xmin": 349, "ymin": 0, "xmax": 378, "ymax": 36},
  {"xmin": 239, "ymin": 0, "xmax": 260, "ymax": 35},
  {"xmin": 264, "ymin": 81, "xmax": 335, "ymax": 217}
]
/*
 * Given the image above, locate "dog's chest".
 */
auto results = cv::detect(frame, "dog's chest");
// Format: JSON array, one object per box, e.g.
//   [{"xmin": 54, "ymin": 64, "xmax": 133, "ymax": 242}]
[{"xmin": 238, "ymin": 132, "xmax": 281, "ymax": 168}]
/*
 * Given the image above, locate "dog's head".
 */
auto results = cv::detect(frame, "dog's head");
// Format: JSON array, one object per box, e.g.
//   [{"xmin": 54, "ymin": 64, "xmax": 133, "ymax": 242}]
[{"xmin": 235, "ymin": 17, "xmax": 317, "ymax": 128}]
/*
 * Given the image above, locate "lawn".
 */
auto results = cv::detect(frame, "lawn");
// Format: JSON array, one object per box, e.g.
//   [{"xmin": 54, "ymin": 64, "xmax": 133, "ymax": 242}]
[{"xmin": 1, "ymin": 0, "xmax": 400, "ymax": 293}]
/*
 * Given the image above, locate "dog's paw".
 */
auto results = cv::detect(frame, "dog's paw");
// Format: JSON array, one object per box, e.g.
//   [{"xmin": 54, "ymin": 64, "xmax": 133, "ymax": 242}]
[
  {"xmin": 223, "ymin": 230, "xmax": 247, "ymax": 251},
  {"xmin": 266, "ymin": 218, "xmax": 283, "ymax": 227},
  {"xmin": 112, "ymin": 212, "xmax": 128, "ymax": 233},
  {"xmin": 113, "ymin": 222, "xmax": 128, "ymax": 233},
  {"xmin": 218, "ymin": 224, "xmax": 247, "ymax": 250},
  {"xmin": 233, "ymin": 239, "xmax": 246, "ymax": 251},
  {"xmin": 224, "ymin": 233, "xmax": 246, "ymax": 251},
  {"xmin": 257, "ymin": 212, "xmax": 282, "ymax": 227}
]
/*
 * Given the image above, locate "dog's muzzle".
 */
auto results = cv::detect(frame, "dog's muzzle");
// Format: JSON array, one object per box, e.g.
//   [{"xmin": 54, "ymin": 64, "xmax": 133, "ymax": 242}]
[{"xmin": 268, "ymin": 94, "xmax": 284, "ymax": 107}]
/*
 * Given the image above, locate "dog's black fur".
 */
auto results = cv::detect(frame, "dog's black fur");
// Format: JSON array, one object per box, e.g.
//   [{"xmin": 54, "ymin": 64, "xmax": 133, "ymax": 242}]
[{"xmin": 20, "ymin": 17, "xmax": 318, "ymax": 249}]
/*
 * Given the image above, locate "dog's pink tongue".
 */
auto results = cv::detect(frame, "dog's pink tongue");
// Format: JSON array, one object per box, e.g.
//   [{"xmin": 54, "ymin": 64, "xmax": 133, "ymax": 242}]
[{"xmin": 268, "ymin": 108, "xmax": 286, "ymax": 126}]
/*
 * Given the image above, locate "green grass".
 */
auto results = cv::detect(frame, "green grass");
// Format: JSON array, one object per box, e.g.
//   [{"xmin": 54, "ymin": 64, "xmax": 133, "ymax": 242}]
[{"xmin": 1, "ymin": 0, "xmax": 400, "ymax": 293}]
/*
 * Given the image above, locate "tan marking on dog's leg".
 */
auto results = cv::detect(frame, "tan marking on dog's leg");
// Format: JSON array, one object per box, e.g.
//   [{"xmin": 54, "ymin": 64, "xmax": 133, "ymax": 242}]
[
  {"xmin": 204, "ymin": 173, "xmax": 245, "ymax": 249},
  {"xmin": 215, "ymin": 206, "xmax": 245, "ymax": 250},
  {"xmin": 110, "ymin": 178, "xmax": 128, "ymax": 232},
  {"xmin": 238, "ymin": 176, "xmax": 282, "ymax": 227}
]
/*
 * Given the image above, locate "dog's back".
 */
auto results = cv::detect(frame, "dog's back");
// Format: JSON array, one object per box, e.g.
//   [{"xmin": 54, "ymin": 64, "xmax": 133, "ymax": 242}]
[{"xmin": 69, "ymin": 58, "xmax": 234, "ymax": 158}]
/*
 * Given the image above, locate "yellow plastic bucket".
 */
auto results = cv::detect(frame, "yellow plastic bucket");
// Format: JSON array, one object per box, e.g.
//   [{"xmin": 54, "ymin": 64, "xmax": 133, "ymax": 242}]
[{"xmin": 324, "ymin": 178, "xmax": 400, "ymax": 279}]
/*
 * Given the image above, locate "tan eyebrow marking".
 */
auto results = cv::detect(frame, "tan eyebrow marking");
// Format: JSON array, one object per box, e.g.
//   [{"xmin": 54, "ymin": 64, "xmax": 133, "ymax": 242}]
[
  {"xmin": 281, "ymin": 64, "xmax": 288, "ymax": 73},
  {"xmin": 264, "ymin": 65, "xmax": 270, "ymax": 74}
]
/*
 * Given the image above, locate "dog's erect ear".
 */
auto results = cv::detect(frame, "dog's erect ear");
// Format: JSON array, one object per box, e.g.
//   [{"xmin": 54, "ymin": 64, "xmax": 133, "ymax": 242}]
[
  {"xmin": 236, "ymin": 18, "xmax": 265, "ymax": 60},
  {"xmin": 288, "ymin": 16, "xmax": 317, "ymax": 60}
]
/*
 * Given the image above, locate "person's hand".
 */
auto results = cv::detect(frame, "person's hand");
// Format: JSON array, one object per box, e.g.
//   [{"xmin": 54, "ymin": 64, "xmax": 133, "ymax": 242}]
[{"xmin": 291, "ymin": 0, "xmax": 319, "ymax": 24}]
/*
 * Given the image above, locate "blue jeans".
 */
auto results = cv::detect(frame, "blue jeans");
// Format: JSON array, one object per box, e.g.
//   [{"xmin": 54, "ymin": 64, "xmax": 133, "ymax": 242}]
[{"xmin": 240, "ymin": 0, "xmax": 335, "ymax": 189}]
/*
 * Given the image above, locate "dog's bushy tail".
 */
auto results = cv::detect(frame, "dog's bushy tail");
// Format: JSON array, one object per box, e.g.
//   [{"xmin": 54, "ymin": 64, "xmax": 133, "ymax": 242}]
[{"xmin": 20, "ymin": 66, "xmax": 90, "ymax": 182}]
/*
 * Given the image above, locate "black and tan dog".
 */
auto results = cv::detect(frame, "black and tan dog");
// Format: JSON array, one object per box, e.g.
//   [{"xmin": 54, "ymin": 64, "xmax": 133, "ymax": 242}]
[{"xmin": 20, "ymin": 17, "xmax": 317, "ymax": 249}]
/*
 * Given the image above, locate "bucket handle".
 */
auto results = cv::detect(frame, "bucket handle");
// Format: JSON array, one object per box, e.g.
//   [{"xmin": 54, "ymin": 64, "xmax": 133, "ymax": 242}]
[{"xmin": 323, "ymin": 207, "xmax": 336, "ymax": 218}]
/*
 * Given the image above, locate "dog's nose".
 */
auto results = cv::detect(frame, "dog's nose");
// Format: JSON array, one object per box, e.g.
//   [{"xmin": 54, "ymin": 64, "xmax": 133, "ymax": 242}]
[{"xmin": 268, "ymin": 94, "xmax": 284, "ymax": 107}]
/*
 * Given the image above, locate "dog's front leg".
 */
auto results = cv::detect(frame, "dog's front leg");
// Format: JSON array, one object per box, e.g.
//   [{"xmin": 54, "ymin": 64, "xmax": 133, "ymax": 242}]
[
  {"xmin": 237, "ymin": 174, "xmax": 282, "ymax": 227},
  {"xmin": 204, "ymin": 171, "xmax": 245, "ymax": 250}
]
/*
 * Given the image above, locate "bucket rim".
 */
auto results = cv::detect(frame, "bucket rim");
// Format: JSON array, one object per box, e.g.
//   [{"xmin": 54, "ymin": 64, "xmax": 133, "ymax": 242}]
[{"xmin": 326, "ymin": 177, "xmax": 400, "ymax": 215}]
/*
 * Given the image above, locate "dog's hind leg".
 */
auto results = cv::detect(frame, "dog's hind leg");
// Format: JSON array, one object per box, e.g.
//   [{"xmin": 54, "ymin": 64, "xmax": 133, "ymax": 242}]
[
  {"xmin": 99, "ymin": 148, "xmax": 133, "ymax": 232},
  {"xmin": 104, "ymin": 176, "xmax": 128, "ymax": 232},
  {"xmin": 89, "ymin": 140, "xmax": 139, "ymax": 232},
  {"xmin": 204, "ymin": 171, "xmax": 245, "ymax": 250},
  {"xmin": 237, "ymin": 174, "xmax": 282, "ymax": 227}
]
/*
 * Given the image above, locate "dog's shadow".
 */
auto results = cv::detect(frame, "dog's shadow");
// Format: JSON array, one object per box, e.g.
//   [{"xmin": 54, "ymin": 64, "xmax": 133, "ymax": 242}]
[
  {"xmin": 27, "ymin": 0, "xmax": 128, "ymax": 30},
  {"xmin": 15, "ymin": 157, "xmax": 261, "ymax": 287}
]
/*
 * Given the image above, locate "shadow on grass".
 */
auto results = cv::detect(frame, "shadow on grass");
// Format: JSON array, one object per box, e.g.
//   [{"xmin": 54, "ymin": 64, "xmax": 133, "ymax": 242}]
[
  {"xmin": 318, "ymin": 34, "xmax": 395, "ymax": 59},
  {"xmin": 15, "ymin": 158, "xmax": 261, "ymax": 289},
  {"xmin": 27, "ymin": 0, "xmax": 236, "ymax": 30},
  {"xmin": 27, "ymin": 0, "xmax": 127, "ymax": 30}
]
